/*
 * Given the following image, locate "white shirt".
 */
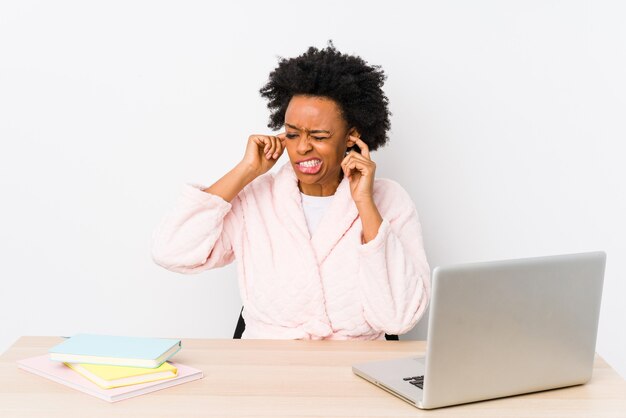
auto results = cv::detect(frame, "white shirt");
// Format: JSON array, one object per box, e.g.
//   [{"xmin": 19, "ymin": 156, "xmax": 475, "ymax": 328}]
[{"xmin": 300, "ymin": 192, "xmax": 335, "ymax": 236}]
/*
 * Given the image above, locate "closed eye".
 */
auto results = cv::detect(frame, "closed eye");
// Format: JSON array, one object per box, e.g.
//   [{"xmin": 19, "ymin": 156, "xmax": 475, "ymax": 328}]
[{"xmin": 285, "ymin": 133, "xmax": 328, "ymax": 141}]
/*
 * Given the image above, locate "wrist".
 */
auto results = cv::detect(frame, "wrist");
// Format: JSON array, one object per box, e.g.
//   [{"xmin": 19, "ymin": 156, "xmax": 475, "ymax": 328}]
[
  {"xmin": 356, "ymin": 198, "xmax": 382, "ymax": 242},
  {"xmin": 354, "ymin": 195, "xmax": 375, "ymax": 209},
  {"xmin": 236, "ymin": 161, "xmax": 262, "ymax": 183}
]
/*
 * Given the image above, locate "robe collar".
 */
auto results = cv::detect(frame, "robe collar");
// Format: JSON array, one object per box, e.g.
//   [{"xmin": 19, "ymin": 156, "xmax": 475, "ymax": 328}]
[{"xmin": 273, "ymin": 162, "xmax": 359, "ymax": 265}]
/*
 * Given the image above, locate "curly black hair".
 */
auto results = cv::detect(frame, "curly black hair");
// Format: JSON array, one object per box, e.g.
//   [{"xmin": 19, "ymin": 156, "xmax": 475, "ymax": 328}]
[{"xmin": 259, "ymin": 40, "xmax": 391, "ymax": 151}]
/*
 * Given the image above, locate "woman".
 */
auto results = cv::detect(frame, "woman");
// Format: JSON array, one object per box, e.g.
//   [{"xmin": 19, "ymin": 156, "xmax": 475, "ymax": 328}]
[{"xmin": 152, "ymin": 42, "xmax": 430, "ymax": 340}]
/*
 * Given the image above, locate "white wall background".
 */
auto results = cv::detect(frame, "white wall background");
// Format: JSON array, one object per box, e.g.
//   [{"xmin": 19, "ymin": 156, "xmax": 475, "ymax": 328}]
[{"xmin": 1, "ymin": 1, "xmax": 624, "ymax": 378}]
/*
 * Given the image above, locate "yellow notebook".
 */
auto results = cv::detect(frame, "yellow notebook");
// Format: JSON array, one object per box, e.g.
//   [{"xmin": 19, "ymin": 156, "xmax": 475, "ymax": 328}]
[{"xmin": 65, "ymin": 361, "xmax": 178, "ymax": 389}]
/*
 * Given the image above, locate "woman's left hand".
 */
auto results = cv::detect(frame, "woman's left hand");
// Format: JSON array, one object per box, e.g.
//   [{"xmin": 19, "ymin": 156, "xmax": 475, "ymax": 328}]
[{"xmin": 341, "ymin": 136, "xmax": 376, "ymax": 205}]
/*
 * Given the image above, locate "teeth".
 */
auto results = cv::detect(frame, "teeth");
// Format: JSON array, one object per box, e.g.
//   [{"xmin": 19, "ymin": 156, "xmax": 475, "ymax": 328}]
[{"xmin": 299, "ymin": 160, "xmax": 321, "ymax": 168}]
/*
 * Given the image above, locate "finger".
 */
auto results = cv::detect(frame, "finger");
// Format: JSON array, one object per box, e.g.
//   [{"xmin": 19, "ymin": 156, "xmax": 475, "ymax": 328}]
[
  {"xmin": 273, "ymin": 136, "xmax": 283, "ymax": 159},
  {"xmin": 266, "ymin": 137, "xmax": 277, "ymax": 159},
  {"xmin": 341, "ymin": 154, "xmax": 351, "ymax": 173},
  {"xmin": 343, "ymin": 151, "xmax": 369, "ymax": 167},
  {"xmin": 344, "ymin": 156, "xmax": 371, "ymax": 178},
  {"xmin": 341, "ymin": 155, "xmax": 352, "ymax": 176},
  {"xmin": 275, "ymin": 132, "xmax": 287, "ymax": 143},
  {"xmin": 343, "ymin": 162, "xmax": 351, "ymax": 179},
  {"xmin": 252, "ymin": 136, "xmax": 271, "ymax": 157},
  {"xmin": 349, "ymin": 161, "xmax": 360, "ymax": 172},
  {"xmin": 343, "ymin": 157, "xmax": 359, "ymax": 178},
  {"xmin": 251, "ymin": 135, "xmax": 265, "ymax": 147},
  {"xmin": 350, "ymin": 136, "xmax": 370, "ymax": 159},
  {"xmin": 260, "ymin": 136, "xmax": 271, "ymax": 154},
  {"xmin": 341, "ymin": 153, "xmax": 351, "ymax": 167},
  {"xmin": 341, "ymin": 151, "xmax": 359, "ymax": 166},
  {"xmin": 346, "ymin": 150, "xmax": 368, "ymax": 160},
  {"xmin": 346, "ymin": 161, "xmax": 359, "ymax": 179},
  {"xmin": 341, "ymin": 154, "xmax": 359, "ymax": 174}
]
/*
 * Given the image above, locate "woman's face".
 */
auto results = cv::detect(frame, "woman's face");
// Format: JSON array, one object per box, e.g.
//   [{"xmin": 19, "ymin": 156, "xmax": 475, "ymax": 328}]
[{"xmin": 283, "ymin": 95, "xmax": 358, "ymax": 196}]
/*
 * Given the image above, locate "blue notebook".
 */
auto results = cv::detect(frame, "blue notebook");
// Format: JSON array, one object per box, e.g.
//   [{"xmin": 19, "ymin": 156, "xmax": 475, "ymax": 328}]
[{"xmin": 49, "ymin": 334, "xmax": 182, "ymax": 368}]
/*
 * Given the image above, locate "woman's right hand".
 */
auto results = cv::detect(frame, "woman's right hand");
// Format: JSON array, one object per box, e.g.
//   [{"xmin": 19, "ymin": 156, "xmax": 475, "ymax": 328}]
[{"xmin": 240, "ymin": 133, "xmax": 286, "ymax": 177}]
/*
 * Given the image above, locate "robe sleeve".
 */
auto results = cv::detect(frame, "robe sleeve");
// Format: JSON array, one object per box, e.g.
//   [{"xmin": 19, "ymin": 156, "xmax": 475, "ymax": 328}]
[
  {"xmin": 357, "ymin": 181, "xmax": 431, "ymax": 335},
  {"xmin": 151, "ymin": 183, "xmax": 242, "ymax": 273}
]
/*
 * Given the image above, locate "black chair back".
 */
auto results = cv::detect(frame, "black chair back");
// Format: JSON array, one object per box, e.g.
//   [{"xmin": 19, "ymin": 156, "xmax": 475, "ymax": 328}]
[{"xmin": 233, "ymin": 307, "xmax": 398, "ymax": 340}]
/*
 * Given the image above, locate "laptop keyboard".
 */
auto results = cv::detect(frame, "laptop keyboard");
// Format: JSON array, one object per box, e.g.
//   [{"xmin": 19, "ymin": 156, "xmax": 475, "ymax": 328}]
[{"xmin": 403, "ymin": 375, "xmax": 424, "ymax": 389}]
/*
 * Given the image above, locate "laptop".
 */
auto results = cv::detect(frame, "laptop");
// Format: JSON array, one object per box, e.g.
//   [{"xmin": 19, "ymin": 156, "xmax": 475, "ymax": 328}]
[{"xmin": 352, "ymin": 251, "xmax": 606, "ymax": 409}]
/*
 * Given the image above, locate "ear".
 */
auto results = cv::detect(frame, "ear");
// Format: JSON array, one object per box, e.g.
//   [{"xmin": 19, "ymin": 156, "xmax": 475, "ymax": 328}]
[{"xmin": 346, "ymin": 127, "xmax": 360, "ymax": 147}]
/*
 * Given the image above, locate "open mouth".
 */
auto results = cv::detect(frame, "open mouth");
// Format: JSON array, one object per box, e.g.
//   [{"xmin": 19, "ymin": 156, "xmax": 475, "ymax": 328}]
[{"xmin": 296, "ymin": 159, "xmax": 322, "ymax": 174}]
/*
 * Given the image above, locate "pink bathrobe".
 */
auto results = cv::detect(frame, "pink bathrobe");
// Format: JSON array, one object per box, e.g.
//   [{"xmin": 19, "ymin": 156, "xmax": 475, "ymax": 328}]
[{"xmin": 151, "ymin": 162, "xmax": 430, "ymax": 340}]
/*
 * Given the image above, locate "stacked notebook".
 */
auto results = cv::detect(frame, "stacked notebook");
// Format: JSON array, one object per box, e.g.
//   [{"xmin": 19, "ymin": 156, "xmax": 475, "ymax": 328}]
[{"xmin": 17, "ymin": 334, "xmax": 203, "ymax": 402}]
